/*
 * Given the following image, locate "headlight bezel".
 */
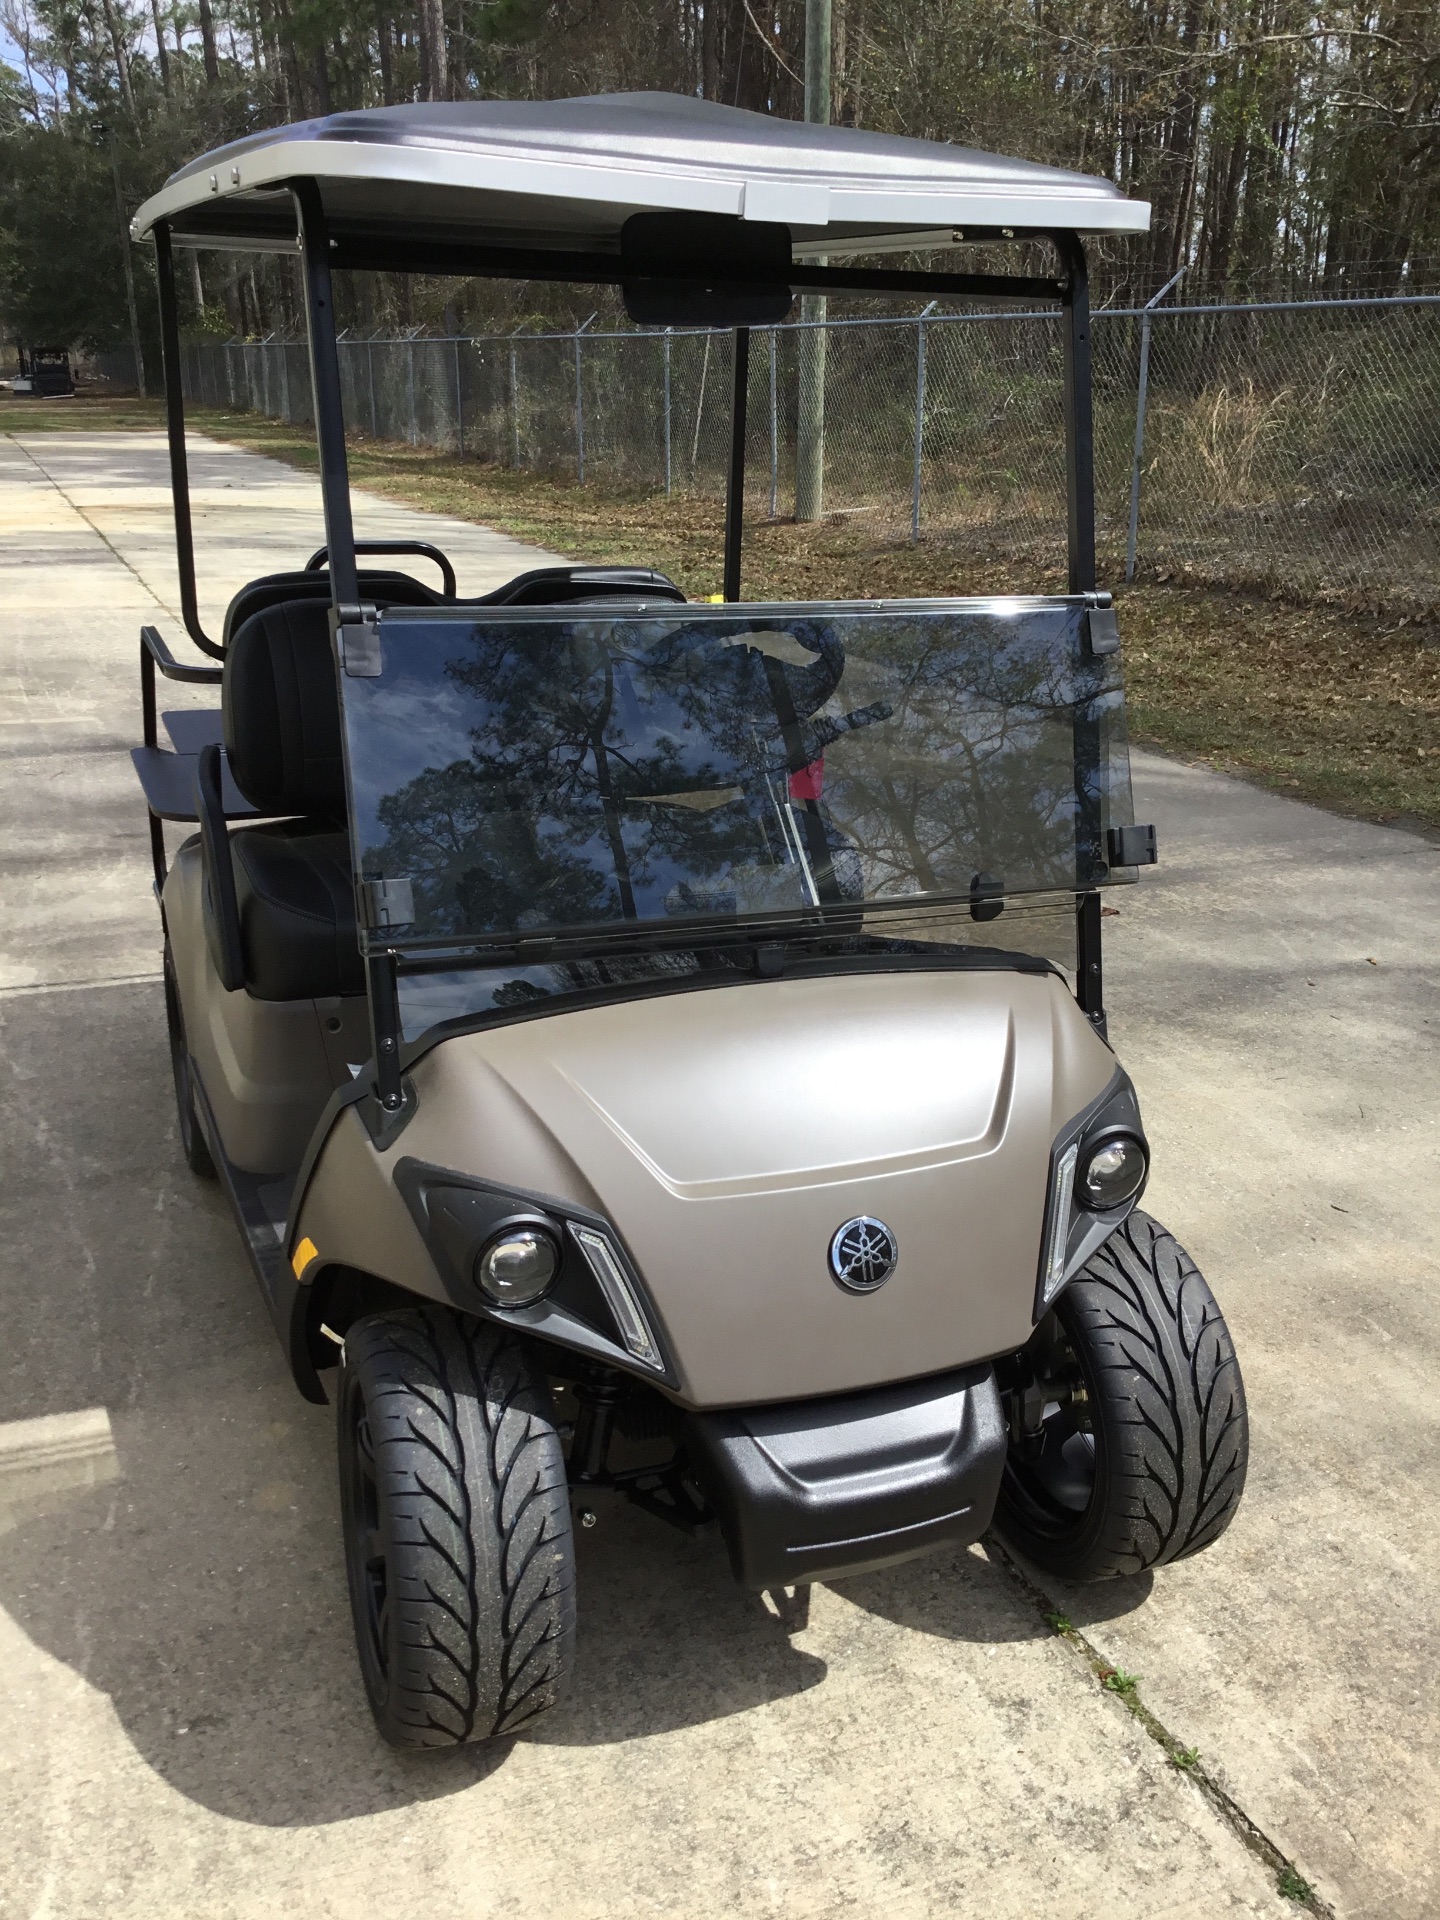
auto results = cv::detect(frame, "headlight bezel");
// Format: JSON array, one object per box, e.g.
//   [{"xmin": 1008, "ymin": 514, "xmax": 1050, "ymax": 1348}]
[
  {"xmin": 394, "ymin": 1158, "xmax": 675, "ymax": 1385},
  {"xmin": 1034, "ymin": 1072, "xmax": 1149, "ymax": 1321}
]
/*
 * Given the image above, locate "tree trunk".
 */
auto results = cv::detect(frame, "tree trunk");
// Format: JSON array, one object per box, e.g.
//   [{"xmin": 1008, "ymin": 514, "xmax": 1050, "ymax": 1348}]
[
  {"xmin": 419, "ymin": 0, "xmax": 448, "ymax": 100},
  {"xmin": 376, "ymin": 3, "xmax": 394, "ymax": 102},
  {"xmin": 149, "ymin": 0, "xmax": 172, "ymax": 95},
  {"xmin": 197, "ymin": 0, "xmax": 220, "ymax": 84},
  {"xmin": 312, "ymin": 42, "xmax": 332, "ymax": 113},
  {"xmin": 99, "ymin": 0, "xmax": 136, "ymax": 116}
]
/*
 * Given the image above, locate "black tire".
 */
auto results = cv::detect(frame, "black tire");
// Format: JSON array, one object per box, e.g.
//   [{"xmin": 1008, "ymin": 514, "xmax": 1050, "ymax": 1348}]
[
  {"xmin": 992, "ymin": 1211, "xmax": 1248, "ymax": 1581},
  {"xmin": 337, "ymin": 1307, "xmax": 576, "ymax": 1749},
  {"xmin": 163, "ymin": 949, "xmax": 215, "ymax": 1178}
]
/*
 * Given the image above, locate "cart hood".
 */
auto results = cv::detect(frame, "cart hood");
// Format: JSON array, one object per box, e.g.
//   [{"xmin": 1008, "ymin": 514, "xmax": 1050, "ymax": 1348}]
[{"xmin": 399, "ymin": 969, "xmax": 1118, "ymax": 1406}]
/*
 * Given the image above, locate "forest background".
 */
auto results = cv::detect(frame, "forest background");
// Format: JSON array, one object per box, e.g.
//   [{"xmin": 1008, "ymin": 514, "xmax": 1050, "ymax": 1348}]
[{"xmin": 3, "ymin": 0, "xmax": 1440, "ymax": 352}]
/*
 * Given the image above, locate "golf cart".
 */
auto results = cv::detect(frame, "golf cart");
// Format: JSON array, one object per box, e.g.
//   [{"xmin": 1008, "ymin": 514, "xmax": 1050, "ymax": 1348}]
[
  {"xmin": 130, "ymin": 95, "xmax": 1248, "ymax": 1749},
  {"xmin": 10, "ymin": 346, "xmax": 75, "ymax": 397}
]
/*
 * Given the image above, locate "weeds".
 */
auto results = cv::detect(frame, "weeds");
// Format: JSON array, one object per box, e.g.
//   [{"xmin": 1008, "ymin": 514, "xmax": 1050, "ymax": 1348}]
[
  {"xmin": 1100, "ymin": 1665, "xmax": 1141, "ymax": 1700},
  {"xmin": 1166, "ymin": 377, "xmax": 1298, "ymax": 506},
  {"xmin": 1278, "ymin": 1866, "xmax": 1316, "ymax": 1903}
]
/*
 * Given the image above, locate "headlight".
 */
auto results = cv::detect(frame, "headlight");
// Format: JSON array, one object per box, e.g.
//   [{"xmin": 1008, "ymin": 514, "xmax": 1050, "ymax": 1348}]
[
  {"xmin": 1078, "ymin": 1134, "xmax": 1148, "ymax": 1211},
  {"xmin": 475, "ymin": 1229, "xmax": 559, "ymax": 1306}
]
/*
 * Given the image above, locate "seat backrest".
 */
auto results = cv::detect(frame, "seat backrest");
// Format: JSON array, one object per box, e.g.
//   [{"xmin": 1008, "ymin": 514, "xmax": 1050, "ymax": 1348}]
[
  {"xmin": 477, "ymin": 565, "xmax": 686, "ymax": 607},
  {"xmin": 223, "ymin": 569, "xmax": 446, "ymax": 645},
  {"xmin": 221, "ymin": 568, "xmax": 688, "ymax": 820},
  {"xmin": 223, "ymin": 599, "xmax": 345, "ymax": 819}
]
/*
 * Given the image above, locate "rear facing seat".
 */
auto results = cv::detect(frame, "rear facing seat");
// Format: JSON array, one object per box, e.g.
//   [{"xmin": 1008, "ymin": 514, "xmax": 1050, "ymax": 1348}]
[{"xmin": 205, "ymin": 565, "xmax": 687, "ymax": 1002}]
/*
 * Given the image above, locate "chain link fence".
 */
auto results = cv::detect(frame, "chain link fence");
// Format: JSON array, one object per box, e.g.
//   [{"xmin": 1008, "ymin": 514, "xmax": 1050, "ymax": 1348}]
[{"xmin": 102, "ymin": 292, "xmax": 1440, "ymax": 609}]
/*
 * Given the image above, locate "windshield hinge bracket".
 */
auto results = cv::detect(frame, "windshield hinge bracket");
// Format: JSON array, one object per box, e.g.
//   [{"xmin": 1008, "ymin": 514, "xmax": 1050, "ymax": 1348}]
[
  {"xmin": 360, "ymin": 876, "xmax": 416, "ymax": 929},
  {"xmin": 1084, "ymin": 603, "xmax": 1120, "ymax": 657},
  {"xmin": 1107, "ymin": 824, "xmax": 1158, "ymax": 868},
  {"xmin": 333, "ymin": 602, "xmax": 381, "ymax": 677}
]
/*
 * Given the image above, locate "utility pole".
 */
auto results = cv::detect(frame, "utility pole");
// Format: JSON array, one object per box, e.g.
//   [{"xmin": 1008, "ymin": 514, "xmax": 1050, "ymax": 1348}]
[
  {"xmin": 795, "ymin": 0, "xmax": 831, "ymax": 521},
  {"xmin": 95, "ymin": 123, "xmax": 146, "ymax": 396}
]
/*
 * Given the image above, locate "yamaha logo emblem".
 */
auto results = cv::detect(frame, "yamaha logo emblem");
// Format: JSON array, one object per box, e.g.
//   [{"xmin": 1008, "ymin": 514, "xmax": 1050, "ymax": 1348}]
[{"xmin": 828, "ymin": 1216, "xmax": 899, "ymax": 1293}]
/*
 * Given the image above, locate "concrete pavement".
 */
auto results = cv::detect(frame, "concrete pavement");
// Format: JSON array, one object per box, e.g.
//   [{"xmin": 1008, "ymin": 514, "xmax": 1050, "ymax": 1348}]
[{"xmin": 2, "ymin": 424, "xmax": 1436, "ymax": 1918}]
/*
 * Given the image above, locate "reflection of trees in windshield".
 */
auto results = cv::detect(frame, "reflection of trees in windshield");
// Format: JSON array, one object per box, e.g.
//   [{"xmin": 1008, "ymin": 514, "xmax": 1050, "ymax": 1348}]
[
  {"xmin": 356, "ymin": 608, "xmax": 1113, "ymax": 939},
  {"xmin": 821, "ymin": 614, "xmax": 1089, "ymax": 900},
  {"xmin": 365, "ymin": 620, "xmax": 827, "ymax": 935}
]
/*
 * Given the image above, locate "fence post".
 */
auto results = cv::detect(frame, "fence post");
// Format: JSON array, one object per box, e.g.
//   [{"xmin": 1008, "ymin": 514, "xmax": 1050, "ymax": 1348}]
[
  {"xmin": 911, "ymin": 301, "xmax": 937, "ymax": 541},
  {"xmin": 1126, "ymin": 264, "xmax": 1189, "ymax": 582},
  {"xmin": 510, "ymin": 334, "xmax": 521, "ymax": 466},
  {"xmin": 575, "ymin": 313, "xmax": 597, "ymax": 484},
  {"xmin": 769, "ymin": 327, "xmax": 779, "ymax": 518},
  {"xmin": 279, "ymin": 340, "xmax": 290, "ymax": 422},
  {"xmin": 795, "ymin": 302, "xmax": 827, "ymax": 519},
  {"xmin": 407, "ymin": 339, "xmax": 417, "ymax": 446},
  {"xmin": 453, "ymin": 337, "xmax": 464, "ymax": 457},
  {"xmin": 663, "ymin": 330, "xmax": 673, "ymax": 496},
  {"xmin": 367, "ymin": 340, "xmax": 377, "ymax": 438}
]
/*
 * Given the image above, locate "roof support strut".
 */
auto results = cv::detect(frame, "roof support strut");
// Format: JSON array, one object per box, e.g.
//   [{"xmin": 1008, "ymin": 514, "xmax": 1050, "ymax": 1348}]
[
  {"xmin": 154, "ymin": 222, "xmax": 224, "ymax": 659},
  {"xmin": 723, "ymin": 327, "xmax": 749, "ymax": 601},
  {"xmin": 292, "ymin": 180, "xmax": 360, "ymax": 610},
  {"xmin": 1055, "ymin": 232, "xmax": 1096, "ymax": 595}
]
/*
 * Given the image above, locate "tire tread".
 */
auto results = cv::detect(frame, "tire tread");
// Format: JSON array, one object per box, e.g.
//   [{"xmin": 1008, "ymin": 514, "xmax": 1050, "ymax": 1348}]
[
  {"xmin": 341, "ymin": 1308, "xmax": 575, "ymax": 1747},
  {"xmin": 994, "ymin": 1211, "xmax": 1248, "ymax": 1580}
]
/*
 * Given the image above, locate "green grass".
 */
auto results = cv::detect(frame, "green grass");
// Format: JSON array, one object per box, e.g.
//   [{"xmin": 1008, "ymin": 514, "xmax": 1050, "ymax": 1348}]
[{"xmin": 1, "ymin": 389, "xmax": 166, "ymax": 432}]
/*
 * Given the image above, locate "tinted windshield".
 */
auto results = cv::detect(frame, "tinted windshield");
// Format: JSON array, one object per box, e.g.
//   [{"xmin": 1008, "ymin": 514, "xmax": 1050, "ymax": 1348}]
[{"xmin": 342, "ymin": 599, "xmax": 1133, "ymax": 947}]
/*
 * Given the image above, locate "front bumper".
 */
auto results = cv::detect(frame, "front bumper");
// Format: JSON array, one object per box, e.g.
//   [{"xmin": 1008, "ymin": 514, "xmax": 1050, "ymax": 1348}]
[{"xmin": 684, "ymin": 1363, "xmax": 1006, "ymax": 1589}]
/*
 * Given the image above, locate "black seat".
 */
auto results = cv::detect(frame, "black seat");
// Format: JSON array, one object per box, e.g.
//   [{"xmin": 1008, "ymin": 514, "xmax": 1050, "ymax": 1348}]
[
  {"xmin": 201, "ymin": 596, "xmax": 362, "ymax": 1001},
  {"xmin": 202, "ymin": 566, "xmax": 688, "ymax": 1001},
  {"xmin": 222, "ymin": 568, "xmax": 446, "ymax": 645},
  {"xmin": 231, "ymin": 821, "xmax": 364, "ymax": 1000}
]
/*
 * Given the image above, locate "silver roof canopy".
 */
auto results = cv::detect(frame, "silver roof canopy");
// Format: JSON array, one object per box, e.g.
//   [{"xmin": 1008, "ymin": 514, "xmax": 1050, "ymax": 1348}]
[{"xmin": 132, "ymin": 92, "xmax": 1149, "ymax": 256}]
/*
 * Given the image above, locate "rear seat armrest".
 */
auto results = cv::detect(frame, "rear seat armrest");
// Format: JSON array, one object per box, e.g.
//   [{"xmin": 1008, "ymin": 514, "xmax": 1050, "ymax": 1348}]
[
  {"xmin": 141, "ymin": 625, "xmax": 223, "ymax": 751},
  {"xmin": 142, "ymin": 624, "xmax": 225, "ymax": 684}
]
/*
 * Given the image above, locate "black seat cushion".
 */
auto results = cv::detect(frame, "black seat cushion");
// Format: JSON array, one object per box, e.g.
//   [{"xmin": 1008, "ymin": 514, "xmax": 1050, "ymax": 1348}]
[
  {"xmin": 223, "ymin": 600, "xmax": 345, "ymax": 818},
  {"xmin": 231, "ymin": 822, "xmax": 363, "ymax": 1001}
]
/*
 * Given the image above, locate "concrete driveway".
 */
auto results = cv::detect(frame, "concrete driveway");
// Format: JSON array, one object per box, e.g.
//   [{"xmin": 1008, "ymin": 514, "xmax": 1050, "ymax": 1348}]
[{"xmin": 1, "ymin": 426, "xmax": 1435, "ymax": 1920}]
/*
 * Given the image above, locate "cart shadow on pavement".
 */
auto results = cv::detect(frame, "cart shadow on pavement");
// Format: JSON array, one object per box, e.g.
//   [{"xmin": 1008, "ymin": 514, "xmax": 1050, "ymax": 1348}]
[
  {"xmin": 829, "ymin": 1545, "xmax": 1151, "ymax": 1642},
  {"xmin": 0, "ymin": 985, "xmax": 831, "ymax": 1826}
]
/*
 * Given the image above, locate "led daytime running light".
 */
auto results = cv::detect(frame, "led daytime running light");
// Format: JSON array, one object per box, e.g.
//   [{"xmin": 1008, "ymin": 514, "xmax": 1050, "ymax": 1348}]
[
  {"xmin": 570, "ymin": 1225, "xmax": 662, "ymax": 1370},
  {"xmin": 1041, "ymin": 1141, "xmax": 1079, "ymax": 1308}
]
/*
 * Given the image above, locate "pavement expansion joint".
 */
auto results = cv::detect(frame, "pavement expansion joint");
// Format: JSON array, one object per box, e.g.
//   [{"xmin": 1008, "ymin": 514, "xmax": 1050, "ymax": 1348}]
[
  {"xmin": 984, "ymin": 1534, "xmax": 1337, "ymax": 1918},
  {"xmin": 0, "ymin": 972, "xmax": 163, "ymax": 999},
  {"xmin": 4, "ymin": 432, "xmax": 177, "ymax": 623}
]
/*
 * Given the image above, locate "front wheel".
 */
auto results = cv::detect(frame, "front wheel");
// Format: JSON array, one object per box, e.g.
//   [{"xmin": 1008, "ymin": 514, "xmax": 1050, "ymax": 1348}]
[
  {"xmin": 338, "ymin": 1308, "xmax": 576, "ymax": 1748},
  {"xmin": 992, "ymin": 1212, "xmax": 1248, "ymax": 1581}
]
